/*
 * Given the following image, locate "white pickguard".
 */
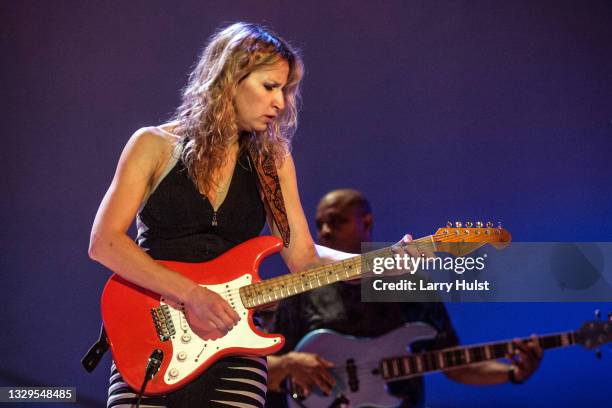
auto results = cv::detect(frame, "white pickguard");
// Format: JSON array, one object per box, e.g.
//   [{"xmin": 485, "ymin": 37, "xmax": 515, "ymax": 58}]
[{"xmin": 159, "ymin": 274, "xmax": 281, "ymax": 385}]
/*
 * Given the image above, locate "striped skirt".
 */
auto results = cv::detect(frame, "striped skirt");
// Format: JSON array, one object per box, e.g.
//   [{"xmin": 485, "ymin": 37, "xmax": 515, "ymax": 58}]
[{"xmin": 108, "ymin": 356, "xmax": 268, "ymax": 408}]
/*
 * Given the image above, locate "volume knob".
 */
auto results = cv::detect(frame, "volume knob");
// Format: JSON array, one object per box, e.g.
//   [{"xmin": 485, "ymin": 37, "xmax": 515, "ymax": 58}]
[{"xmin": 169, "ymin": 368, "xmax": 179, "ymax": 378}]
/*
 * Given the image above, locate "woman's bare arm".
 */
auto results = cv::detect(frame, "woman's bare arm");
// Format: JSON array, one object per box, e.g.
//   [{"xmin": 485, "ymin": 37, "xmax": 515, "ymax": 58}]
[{"xmin": 89, "ymin": 128, "xmax": 239, "ymax": 338}]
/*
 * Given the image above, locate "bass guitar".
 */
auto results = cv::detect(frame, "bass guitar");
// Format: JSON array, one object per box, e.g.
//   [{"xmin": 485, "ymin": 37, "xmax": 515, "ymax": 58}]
[
  {"xmin": 101, "ymin": 223, "xmax": 510, "ymax": 395},
  {"xmin": 287, "ymin": 317, "xmax": 612, "ymax": 408}
]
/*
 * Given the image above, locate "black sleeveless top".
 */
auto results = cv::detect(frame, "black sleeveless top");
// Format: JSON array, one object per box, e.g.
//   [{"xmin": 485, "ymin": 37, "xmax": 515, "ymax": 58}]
[{"xmin": 136, "ymin": 149, "xmax": 266, "ymax": 262}]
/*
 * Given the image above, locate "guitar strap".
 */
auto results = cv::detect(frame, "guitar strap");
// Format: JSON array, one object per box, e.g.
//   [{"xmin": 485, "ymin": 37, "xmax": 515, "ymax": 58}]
[
  {"xmin": 247, "ymin": 147, "xmax": 290, "ymax": 248},
  {"xmin": 81, "ymin": 324, "xmax": 109, "ymax": 372}
]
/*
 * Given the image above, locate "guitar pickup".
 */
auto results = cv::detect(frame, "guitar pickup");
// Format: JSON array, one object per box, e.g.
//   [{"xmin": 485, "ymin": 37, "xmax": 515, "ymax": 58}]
[
  {"xmin": 346, "ymin": 358, "xmax": 359, "ymax": 392},
  {"xmin": 151, "ymin": 305, "xmax": 176, "ymax": 342}
]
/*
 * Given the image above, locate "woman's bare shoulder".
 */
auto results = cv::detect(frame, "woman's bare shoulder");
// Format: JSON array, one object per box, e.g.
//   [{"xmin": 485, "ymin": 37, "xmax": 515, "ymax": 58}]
[
  {"xmin": 129, "ymin": 125, "xmax": 180, "ymax": 154},
  {"xmin": 119, "ymin": 125, "xmax": 180, "ymax": 172}
]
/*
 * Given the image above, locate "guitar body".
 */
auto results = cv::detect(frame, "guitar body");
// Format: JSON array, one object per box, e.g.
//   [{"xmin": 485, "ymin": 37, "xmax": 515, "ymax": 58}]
[
  {"xmin": 288, "ymin": 323, "xmax": 437, "ymax": 408},
  {"xmin": 101, "ymin": 236, "xmax": 285, "ymax": 395}
]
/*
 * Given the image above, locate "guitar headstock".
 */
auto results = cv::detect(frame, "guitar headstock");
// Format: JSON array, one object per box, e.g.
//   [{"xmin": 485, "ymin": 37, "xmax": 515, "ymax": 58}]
[
  {"xmin": 575, "ymin": 318, "xmax": 612, "ymax": 350},
  {"xmin": 432, "ymin": 221, "xmax": 512, "ymax": 257}
]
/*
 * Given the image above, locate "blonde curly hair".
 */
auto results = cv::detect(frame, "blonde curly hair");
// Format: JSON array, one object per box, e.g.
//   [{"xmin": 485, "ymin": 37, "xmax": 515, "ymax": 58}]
[{"xmin": 173, "ymin": 22, "xmax": 304, "ymax": 194}]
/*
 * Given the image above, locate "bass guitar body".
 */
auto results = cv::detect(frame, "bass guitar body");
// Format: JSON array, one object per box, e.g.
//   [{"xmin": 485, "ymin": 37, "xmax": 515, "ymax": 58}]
[{"xmin": 288, "ymin": 324, "xmax": 438, "ymax": 408}]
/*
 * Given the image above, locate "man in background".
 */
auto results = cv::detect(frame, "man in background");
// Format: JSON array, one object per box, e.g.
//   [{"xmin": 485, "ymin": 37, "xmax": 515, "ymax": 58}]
[{"xmin": 266, "ymin": 189, "xmax": 542, "ymax": 408}]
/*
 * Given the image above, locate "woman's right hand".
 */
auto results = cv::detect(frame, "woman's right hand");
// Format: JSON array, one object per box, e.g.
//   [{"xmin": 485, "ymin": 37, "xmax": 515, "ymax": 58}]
[{"xmin": 182, "ymin": 286, "xmax": 241, "ymax": 340}]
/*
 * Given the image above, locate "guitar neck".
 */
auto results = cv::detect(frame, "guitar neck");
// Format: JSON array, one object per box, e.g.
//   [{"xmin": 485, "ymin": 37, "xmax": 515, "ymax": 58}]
[
  {"xmin": 379, "ymin": 331, "xmax": 576, "ymax": 380},
  {"xmin": 239, "ymin": 236, "xmax": 434, "ymax": 309}
]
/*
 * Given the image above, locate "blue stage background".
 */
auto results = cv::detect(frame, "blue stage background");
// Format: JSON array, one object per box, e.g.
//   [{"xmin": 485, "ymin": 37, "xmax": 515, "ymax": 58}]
[{"xmin": 3, "ymin": 1, "xmax": 611, "ymax": 406}]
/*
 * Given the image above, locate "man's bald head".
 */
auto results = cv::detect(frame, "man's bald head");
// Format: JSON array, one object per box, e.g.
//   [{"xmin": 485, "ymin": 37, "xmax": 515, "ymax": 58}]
[
  {"xmin": 315, "ymin": 189, "xmax": 373, "ymax": 253},
  {"xmin": 317, "ymin": 189, "xmax": 371, "ymax": 216}
]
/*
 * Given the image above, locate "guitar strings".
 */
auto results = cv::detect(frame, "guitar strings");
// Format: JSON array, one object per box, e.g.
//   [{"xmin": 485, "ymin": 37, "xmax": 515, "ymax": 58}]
[
  {"xmin": 202, "ymin": 241, "xmax": 486, "ymax": 308},
  {"xmin": 208, "ymin": 240, "xmax": 420, "ymax": 304},
  {"xmin": 210, "ymin": 230, "xmax": 498, "ymax": 307}
]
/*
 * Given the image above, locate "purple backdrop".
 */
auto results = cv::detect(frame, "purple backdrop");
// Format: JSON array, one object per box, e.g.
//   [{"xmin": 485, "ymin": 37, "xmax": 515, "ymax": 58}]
[{"xmin": 3, "ymin": 1, "xmax": 612, "ymax": 406}]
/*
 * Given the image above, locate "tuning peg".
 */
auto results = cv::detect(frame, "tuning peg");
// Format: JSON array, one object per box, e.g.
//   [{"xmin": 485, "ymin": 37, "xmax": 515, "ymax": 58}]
[
  {"xmin": 455, "ymin": 221, "xmax": 462, "ymax": 228},
  {"xmin": 497, "ymin": 222, "xmax": 502, "ymax": 228},
  {"xmin": 476, "ymin": 221, "xmax": 483, "ymax": 228},
  {"xmin": 447, "ymin": 221, "xmax": 453, "ymax": 227},
  {"xmin": 486, "ymin": 221, "xmax": 493, "ymax": 228},
  {"xmin": 466, "ymin": 221, "xmax": 473, "ymax": 227},
  {"xmin": 595, "ymin": 309, "xmax": 601, "ymax": 320}
]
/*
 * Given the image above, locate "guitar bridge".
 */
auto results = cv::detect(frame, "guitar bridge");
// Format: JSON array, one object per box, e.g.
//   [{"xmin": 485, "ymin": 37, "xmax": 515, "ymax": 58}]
[{"xmin": 151, "ymin": 305, "xmax": 176, "ymax": 341}]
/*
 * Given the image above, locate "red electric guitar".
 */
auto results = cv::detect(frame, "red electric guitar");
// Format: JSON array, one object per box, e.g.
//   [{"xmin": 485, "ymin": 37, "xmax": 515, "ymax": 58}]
[{"xmin": 101, "ymin": 223, "xmax": 511, "ymax": 395}]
